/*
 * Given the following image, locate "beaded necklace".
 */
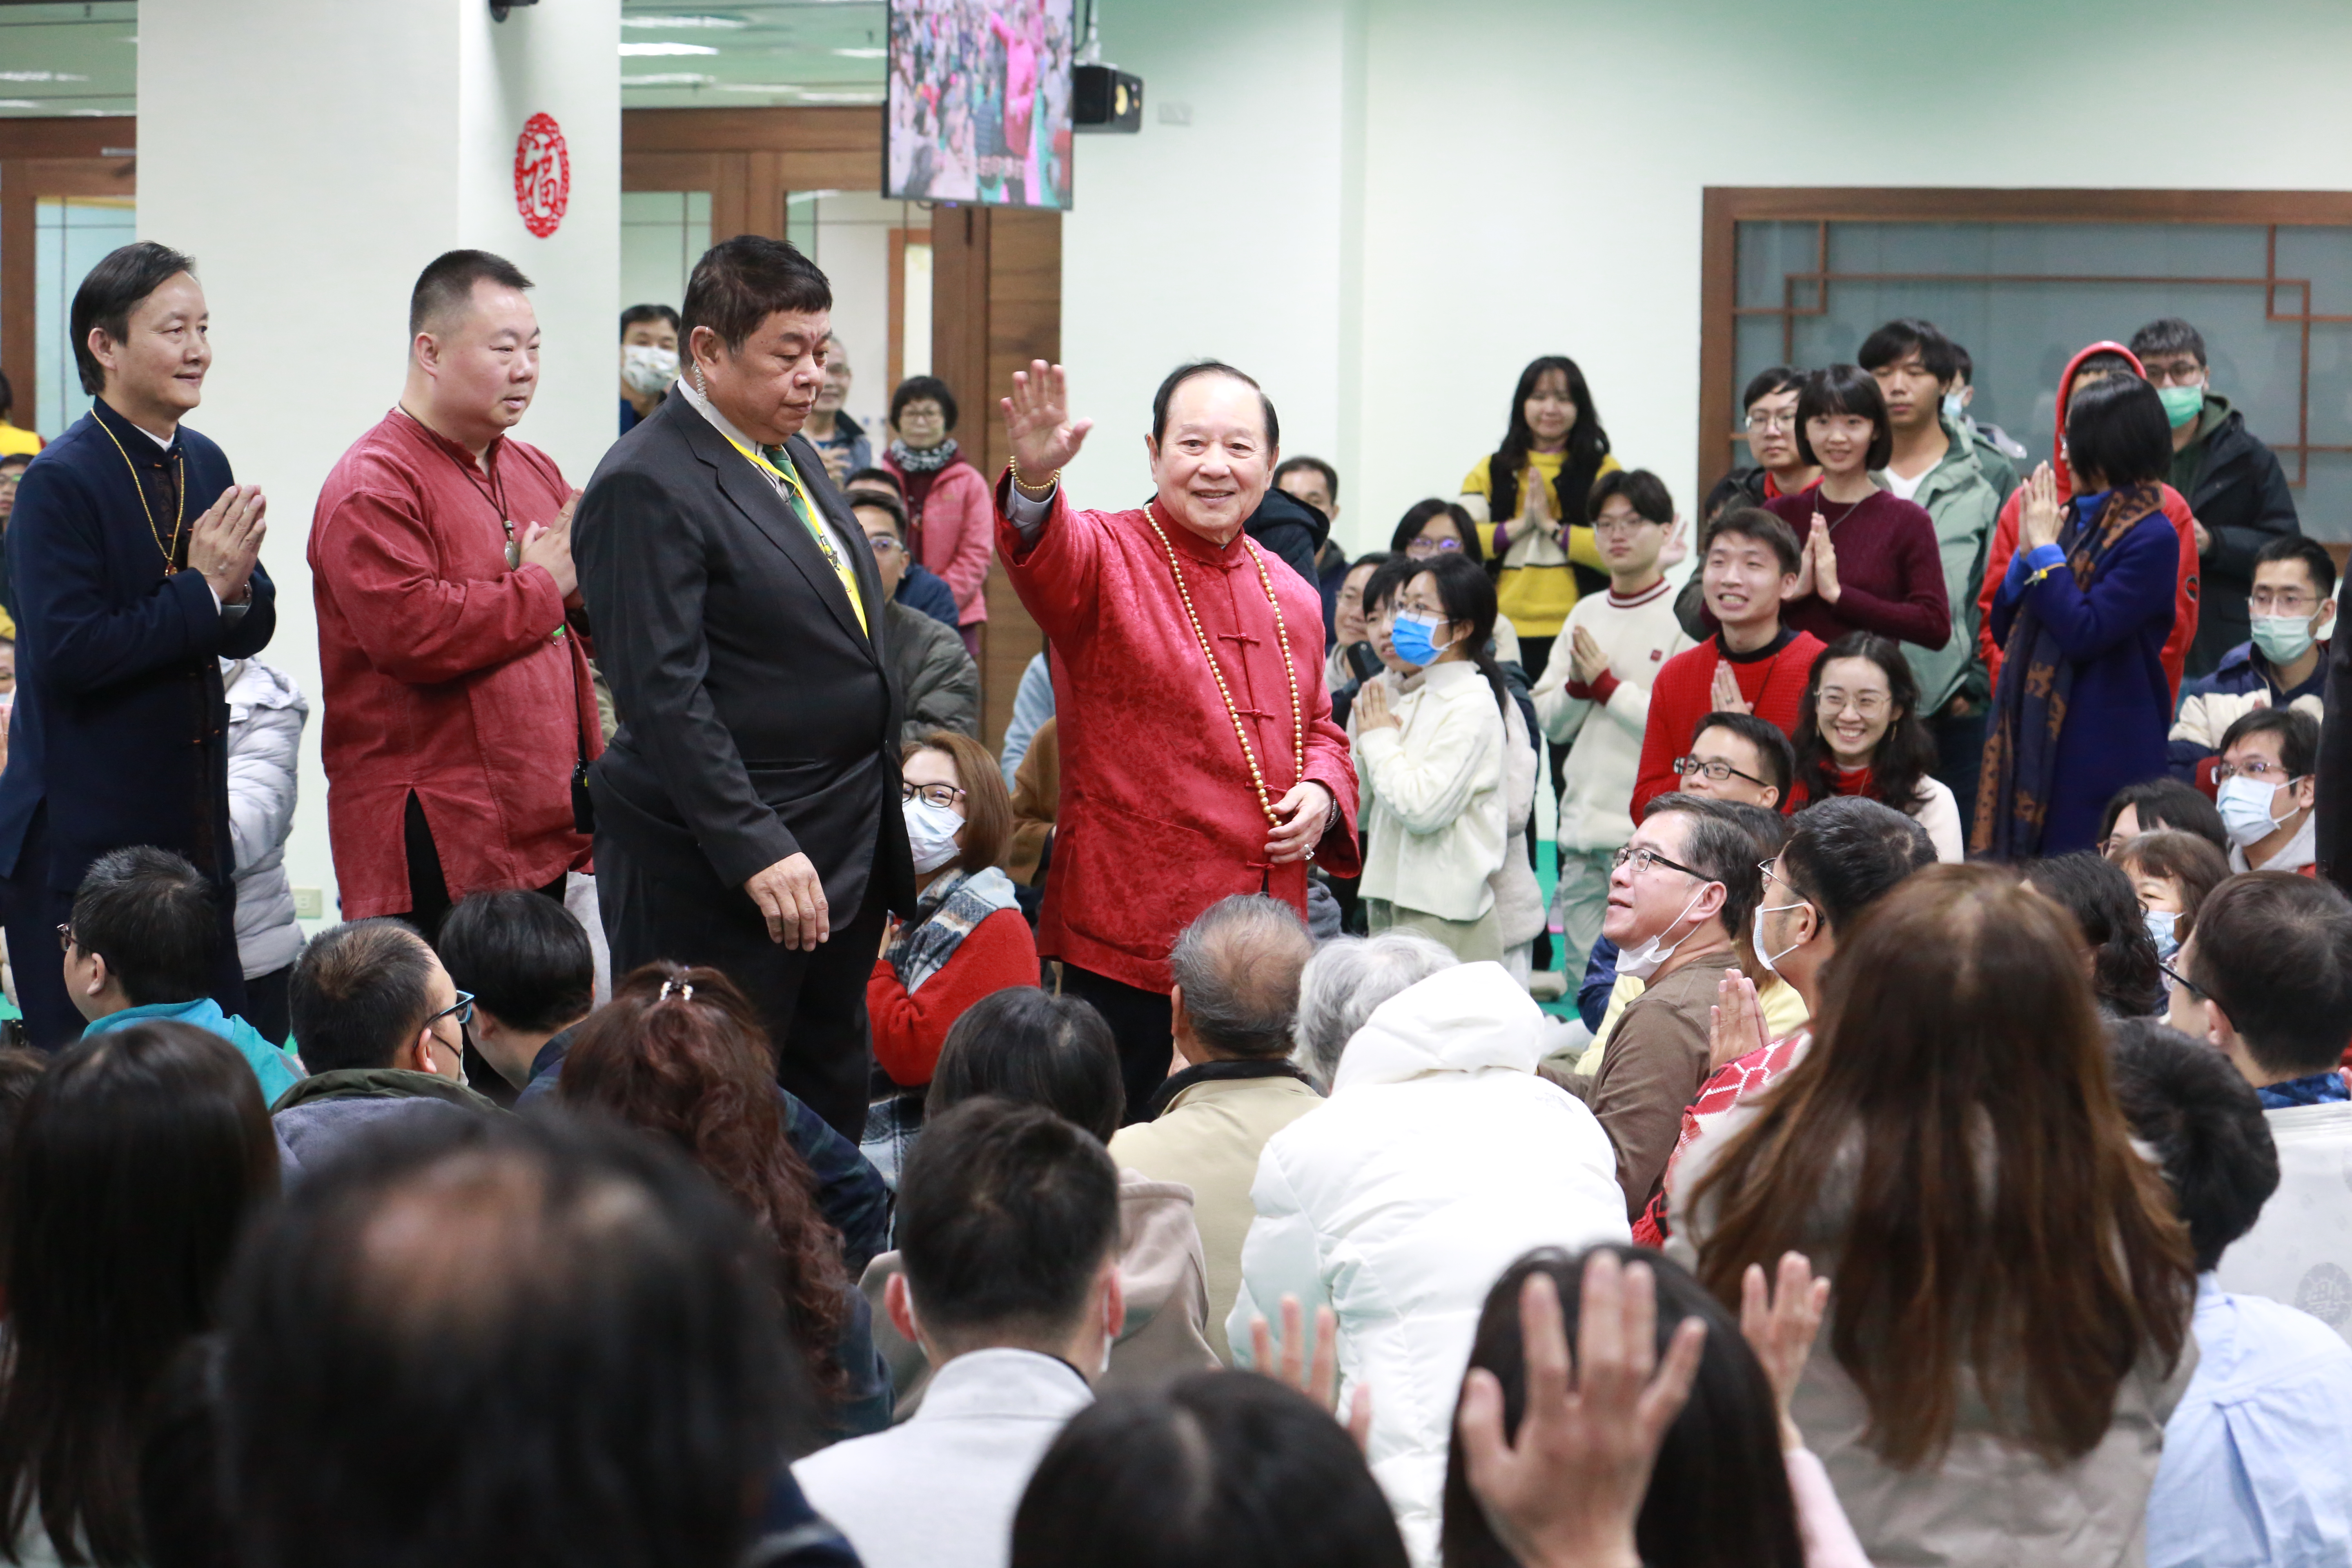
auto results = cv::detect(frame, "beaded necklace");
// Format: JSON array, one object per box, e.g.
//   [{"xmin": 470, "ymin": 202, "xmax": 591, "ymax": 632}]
[
  {"xmin": 94, "ymin": 413, "xmax": 185, "ymax": 573},
  {"xmin": 1140, "ymin": 501, "xmax": 1303, "ymax": 830}
]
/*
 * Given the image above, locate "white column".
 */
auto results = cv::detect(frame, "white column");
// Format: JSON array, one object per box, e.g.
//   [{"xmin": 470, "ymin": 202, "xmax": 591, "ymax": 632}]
[{"xmin": 136, "ymin": 0, "xmax": 618, "ymax": 927}]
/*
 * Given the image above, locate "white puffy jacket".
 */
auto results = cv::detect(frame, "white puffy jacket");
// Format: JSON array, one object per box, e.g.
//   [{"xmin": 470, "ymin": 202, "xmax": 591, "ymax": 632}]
[
  {"xmin": 223, "ymin": 657, "xmax": 308, "ymax": 978},
  {"xmin": 1227, "ymin": 962, "xmax": 1630, "ymax": 1566}
]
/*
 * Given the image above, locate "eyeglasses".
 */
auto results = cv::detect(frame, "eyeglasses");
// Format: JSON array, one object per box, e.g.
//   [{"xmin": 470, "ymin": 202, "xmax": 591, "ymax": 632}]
[
  {"xmin": 1611, "ymin": 843, "xmax": 1708, "ymax": 880},
  {"xmin": 1757, "ymin": 858, "xmax": 1805, "ymax": 897},
  {"xmin": 55, "ymin": 922, "xmax": 74, "ymax": 954},
  {"xmin": 1592, "ymin": 515, "xmax": 1659, "ymax": 536},
  {"xmin": 425, "ymin": 989, "xmax": 476, "ymax": 1031},
  {"xmin": 2140, "ymin": 359, "xmax": 2205, "ymax": 388},
  {"xmin": 2158, "ymin": 960, "xmax": 2205, "ymax": 1002},
  {"xmin": 902, "ymin": 782, "xmax": 967, "ymax": 810},
  {"xmin": 1673, "ymin": 755, "xmax": 1767, "ymax": 788},
  {"xmin": 2212, "ymin": 758, "xmax": 2300, "ymax": 784},
  {"xmin": 1744, "ymin": 410, "xmax": 1797, "ymax": 433},
  {"xmin": 1815, "ymin": 688, "xmax": 1889, "ymax": 719},
  {"xmin": 865, "ymin": 534, "xmax": 905, "ymax": 555},
  {"xmin": 2249, "ymin": 590, "xmax": 2319, "ymax": 614},
  {"xmin": 1404, "ymin": 536, "xmax": 1462, "ymax": 558}
]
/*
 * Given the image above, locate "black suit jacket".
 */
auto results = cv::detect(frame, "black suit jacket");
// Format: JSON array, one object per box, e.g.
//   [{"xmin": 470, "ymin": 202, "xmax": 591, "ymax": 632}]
[{"xmin": 575, "ymin": 388, "xmax": 915, "ymax": 918}]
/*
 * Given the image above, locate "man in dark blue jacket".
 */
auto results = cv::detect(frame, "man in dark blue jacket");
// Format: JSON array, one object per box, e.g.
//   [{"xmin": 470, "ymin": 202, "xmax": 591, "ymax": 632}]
[{"xmin": 0, "ymin": 242, "xmax": 274, "ymax": 1046}]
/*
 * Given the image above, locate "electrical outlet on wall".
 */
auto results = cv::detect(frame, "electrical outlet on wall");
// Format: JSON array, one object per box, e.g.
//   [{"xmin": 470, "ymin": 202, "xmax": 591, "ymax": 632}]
[{"xmin": 293, "ymin": 888, "xmax": 324, "ymax": 920}]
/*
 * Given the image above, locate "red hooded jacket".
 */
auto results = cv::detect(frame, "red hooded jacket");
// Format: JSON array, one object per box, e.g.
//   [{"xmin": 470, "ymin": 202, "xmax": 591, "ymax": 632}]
[{"xmin": 1976, "ymin": 341, "xmax": 2201, "ymax": 703}]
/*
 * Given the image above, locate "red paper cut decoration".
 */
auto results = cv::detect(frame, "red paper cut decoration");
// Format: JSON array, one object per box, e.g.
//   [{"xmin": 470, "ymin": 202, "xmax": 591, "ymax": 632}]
[{"xmin": 514, "ymin": 112, "xmax": 570, "ymax": 238}]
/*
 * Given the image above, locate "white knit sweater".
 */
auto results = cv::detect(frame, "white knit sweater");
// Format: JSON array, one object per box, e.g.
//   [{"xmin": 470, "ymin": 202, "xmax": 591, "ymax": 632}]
[
  {"xmin": 1352, "ymin": 662, "xmax": 1507, "ymax": 922},
  {"xmin": 1531, "ymin": 581, "xmax": 1694, "ymax": 852}
]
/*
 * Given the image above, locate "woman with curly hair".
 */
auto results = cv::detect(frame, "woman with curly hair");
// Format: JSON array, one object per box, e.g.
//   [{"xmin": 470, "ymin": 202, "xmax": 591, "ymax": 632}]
[{"xmin": 561, "ymin": 962, "xmax": 892, "ymax": 1439}]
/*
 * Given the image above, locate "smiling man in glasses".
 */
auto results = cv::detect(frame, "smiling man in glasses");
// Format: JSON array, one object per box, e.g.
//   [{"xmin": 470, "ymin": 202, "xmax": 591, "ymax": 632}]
[{"xmin": 273, "ymin": 917, "xmax": 503, "ymax": 1179}]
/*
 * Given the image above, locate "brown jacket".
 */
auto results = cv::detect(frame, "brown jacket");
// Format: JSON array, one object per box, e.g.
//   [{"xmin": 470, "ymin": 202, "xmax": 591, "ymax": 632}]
[
  {"xmin": 1004, "ymin": 717, "xmax": 1059, "ymax": 886},
  {"xmin": 1573, "ymin": 945, "xmax": 1736, "ymax": 1221}
]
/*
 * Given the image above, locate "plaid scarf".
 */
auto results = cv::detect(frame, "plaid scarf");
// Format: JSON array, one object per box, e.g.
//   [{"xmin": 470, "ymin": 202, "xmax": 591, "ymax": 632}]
[
  {"xmin": 1973, "ymin": 484, "xmax": 2163, "ymax": 859},
  {"xmin": 883, "ymin": 865, "xmax": 1020, "ymax": 993}
]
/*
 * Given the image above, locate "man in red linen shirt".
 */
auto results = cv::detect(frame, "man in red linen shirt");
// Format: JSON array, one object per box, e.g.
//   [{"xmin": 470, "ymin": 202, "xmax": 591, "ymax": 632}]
[
  {"xmin": 1631, "ymin": 509, "xmax": 1822, "ymax": 819},
  {"xmin": 310, "ymin": 251, "xmax": 596, "ymax": 942},
  {"xmin": 995, "ymin": 359, "xmax": 1360, "ymax": 1114}
]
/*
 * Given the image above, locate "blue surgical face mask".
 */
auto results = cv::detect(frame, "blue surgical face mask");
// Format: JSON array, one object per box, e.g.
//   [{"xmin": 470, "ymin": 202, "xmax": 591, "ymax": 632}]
[
  {"xmin": 2216, "ymin": 773, "xmax": 2294, "ymax": 849},
  {"xmin": 1940, "ymin": 390, "xmax": 1967, "ymax": 424},
  {"xmin": 2251, "ymin": 613, "xmax": 2319, "ymax": 666},
  {"xmin": 2142, "ymin": 908, "xmax": 2180, "ymax": 963},
  {"xmin": 1388, "ymin": 610, "xmax": 1452, "ymax": 668}
]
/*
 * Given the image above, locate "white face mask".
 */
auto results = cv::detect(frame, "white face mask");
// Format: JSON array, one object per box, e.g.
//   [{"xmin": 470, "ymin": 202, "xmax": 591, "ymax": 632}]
[
  {"xmin": 2216, "ymin": 773, "xmax": 2299, "ymax": 850},
  {"xmin": 622, "ymin": 343, "xmax": 680, "ymax": 395},
  {"xmin": 1617, "ymin": 885, "xmax": 1713, "ymax": 981},
  {"xmin": 1752, "ymin": 898, "xmax": 1811, "ymax": 981},
  {"xmin": 904, "ymin": 796, "xmax": 965, "ymax": 874},
  {"xmin": 2143, "ymin": 909, "xmax": 2180, "ymax": 964}
]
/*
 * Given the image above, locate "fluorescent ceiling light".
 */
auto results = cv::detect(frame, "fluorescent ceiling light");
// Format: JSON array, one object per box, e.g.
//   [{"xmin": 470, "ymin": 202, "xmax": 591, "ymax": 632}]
[
  {"xmin": 0, "ymin": 71, "xmax": 92, "ymax": 83},
  {"xmin": 791, "ymin": 91, "xmax": 883, "ymax": 103},
  {"xmin": 619, "ymin": 42, "xmax": 718, "ymax": 56},
  {"xmin": 832, "ymin": 47, "xmax": 885, "ymax": 58},
  {"xmin": 623, "ymin": 71, "xmax": 718, "ymax": 84},
  {"xmin": 0, "ymin": 100, "xmax": 40, "ymax": 109},
  {"xmin": 621, "ymin": 13, "xmax": 750, "ymax": 27}
]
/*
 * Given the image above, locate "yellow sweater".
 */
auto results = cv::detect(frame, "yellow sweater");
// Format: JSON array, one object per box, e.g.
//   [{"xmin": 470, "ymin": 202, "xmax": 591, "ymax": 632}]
[{"xmin": 1461, "ymin": 450, "xmax": 1618, "ymax": 638}]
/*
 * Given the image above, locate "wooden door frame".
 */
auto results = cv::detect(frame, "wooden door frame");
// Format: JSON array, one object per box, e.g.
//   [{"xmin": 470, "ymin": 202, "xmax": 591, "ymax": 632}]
[{"xmin": 0, "ymin": 119, "xmax": 136, "ymax": 437}]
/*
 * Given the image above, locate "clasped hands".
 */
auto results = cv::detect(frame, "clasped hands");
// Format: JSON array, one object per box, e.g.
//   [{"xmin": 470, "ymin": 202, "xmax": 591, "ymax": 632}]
[
  {"xmin": 187, "ymin": 484, "xmax": 267, "ymax": 604},
  {"xmin": 1788, "ymin": 514, "xmax": 1841, "ymax": 605}
]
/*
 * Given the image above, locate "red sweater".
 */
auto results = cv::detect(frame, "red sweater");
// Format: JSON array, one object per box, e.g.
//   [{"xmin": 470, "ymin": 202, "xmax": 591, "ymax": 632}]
[
  {"xmin": 1630, "ymin": 629, "xmax": 1826, "ymax": 820},
  {"xmin": 1764, "ymin": 489, "xmax": 1951, "ymax": 650},
  {"xmin": 866, "ymin": 908, "xmax": 1040, "ymax": 1087}
]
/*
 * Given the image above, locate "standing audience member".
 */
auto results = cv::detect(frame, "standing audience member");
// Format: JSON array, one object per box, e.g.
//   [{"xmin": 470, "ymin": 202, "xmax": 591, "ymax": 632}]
[
  {"xmin": 997, "ymin": 649, "xmax": 1055, "ymax": 786},
  {"xmin": 1391, "ymin": 497, "xmax": 1485, "ymax": 564},
  {"xmin": 617, "ymin": 302, "xmax": 679, "ymax": 435},
  {"xmin": 1977, "ymin": 373, "xmax": 2180, "ymax": 858},
  {"xmin": 2022, "ymin": 852, "xmax": 2167, "ymax": 1019},
  {"xmin": 2169, "ymin": 535, "xmax": 2332, "ymax": 780},
  {"xmin": 1677, "ymin": 865, "xmax": 2196, "ymax": 1568},
  {"xmin": 2214, "ymin": 707, "xmax": 2318, "ymax": 873},
  {"xmin": 1004, "ymin": 716, "xmax": 1060, "ymax": 890},
  {"xmin": 885, "ymin": 374, "xmax": 992, "ymax": 656},
  {"xmin": 1457, "ymin": 355, "xmax": 1620, "ymax": 682},
  {"xmin": 1229, "ymin": 958, "xmax": 1628, "ymax": 1564},
  {"xmin": 1725, "ymin": 366, "xmax": 1821, "ymax": 507},
  {"xmin": 796, "ymin": 1099, "xmax": 1124, "ymax": 1568},
  {"xmin": 433, "ymin": 888, "xmax": 595, "ymax": 1106},
  {"xmin": 2130, "ymin": 316, "xmax": 2301, "ymax": 677},
  {"xmin": 310, "ymin": 249, "xmax": 594, "ymax": 944},
  {"xmin": 2, "ymin": 242, "xmax": 276, "ymax": 1047},
  {"xmin": 559, "ymin": 962, "xmax": 891, "ymax": 1436},
  {"xmin": 1762, "ymin": 365, "xmax": 1951, "ymax": 655},
  {"xmin": 1791, "ymin": 633, "xmax": 1964, "ymax": 860},
  {"xmin": 804, "ymin": 334, "xmax": 872, "ymax": 483},
  {"xmin": 0, "ymin": 451, "xmax": 29, "ymax": 625},
  {"xmin": 2106, "ymin": 1019, "xmax": 2352, "ymax": 1568},
  {"xmin": 1536, "ymin": 469, "xmax": 1695, "ymax": 959},
  {"xmin": 1942, "ymin": 340, "xmax": 2023, "ymax": 501},
  {"xmin": 1240, "ymin": 458, "xmax": 1332, "ymax": 591},
  {"xmin": 858, "ymin": 490, "xmax": 982, "ymax": 746},
  {"xmin": 2189, "ymin": 874, "xmax": 2352, "ymax": 1341},
  {"xmin": 276, "ymin": 919, "xmax": 499, "ymax": 1177},
  {"xmin": 2110, "ymin": 829, "xmax": 2230, "ymax": 965},
  {"xmin": 1325, "ymin": 551, "xmax": 1390, "ymax": 690},
  {"xmin": 0, "ymin": 371, "xmax": 38, "ymax": 455},
  {"xmin": 0, "ymin": 1024, "xmax": 276, "ymax": 1568},
  {"xmin": 863, "ymin": 987, "xmax": 1217, "ymax": 1407},
  {"xmin": 1108, "ymin": 895, "xmax": 1320, "ymax": 1363},
  {"xmin": 867, "ymin": 732, "xmax": 1034, "ymax": 1174},
  {"xmin": 1270, "ymin": 454, "xmax": 1347, "ymax": 635},
  {"xmin": 220, "ymin": 655, "xmax": 307, "ymax": 1044},
  {"xmin": 1859, "ymin": 319, "xmax": 2002, "ymax": 810},
  {"xmin": 2100, "ymin": 775, "xmax": 2230, "ymax": 857},
  {"xmin": 1352, "ymin": 554, "xmax": 1508, "ymax": 960},
  {"xmin": 220, "ymin": 1113, "xmax": 852, "ymax": 1568},
  {"xmin": 1631, "ymin": 509, "xmax": 1820, "ymax": 817},
  {"xmin": 64, "ymin": 846, "xmax": 301, "ymax": 1102}
]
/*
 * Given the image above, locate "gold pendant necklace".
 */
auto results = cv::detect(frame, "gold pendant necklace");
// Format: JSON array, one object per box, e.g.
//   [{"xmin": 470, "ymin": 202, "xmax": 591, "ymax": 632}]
[
  {"xmin": 94, "ymin": 413, "xmax": 186, "ymax": 574},
  {"xmin": 1140, "ymin": 501, "xmax": 1304, "ymax": 830}
]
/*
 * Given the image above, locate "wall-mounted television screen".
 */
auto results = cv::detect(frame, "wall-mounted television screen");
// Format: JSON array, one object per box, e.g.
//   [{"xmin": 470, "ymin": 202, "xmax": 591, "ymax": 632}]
[{"xmin": 885, "ymin": 0, "xmax": 1076, "ymax": 209}]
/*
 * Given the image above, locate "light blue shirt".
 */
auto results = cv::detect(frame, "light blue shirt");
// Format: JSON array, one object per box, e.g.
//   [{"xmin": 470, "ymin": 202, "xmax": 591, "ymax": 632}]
[
  {"xmin": 84, "ymin": 996, "xmax": 304, "ymax": 1107},
  {"xmin": 998, "ymin": 650, "xmax": 1056, "ymax": 787},
  {"xmin": 2148, "ymin": 1275, "xmax": 2352, "ymax": 1568}
]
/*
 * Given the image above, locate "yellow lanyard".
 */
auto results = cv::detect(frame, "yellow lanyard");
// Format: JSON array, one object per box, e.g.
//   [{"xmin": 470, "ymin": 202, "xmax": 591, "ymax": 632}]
[{"xmin": 724, "ymin": 436, "xmax": 868, "ymax": 636}]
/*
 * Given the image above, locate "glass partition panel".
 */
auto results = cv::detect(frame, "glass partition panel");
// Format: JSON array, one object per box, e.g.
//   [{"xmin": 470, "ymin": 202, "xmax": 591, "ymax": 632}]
[{"xmin": 33, "ymin": 195, "xmax": 135, "ymax": 437}]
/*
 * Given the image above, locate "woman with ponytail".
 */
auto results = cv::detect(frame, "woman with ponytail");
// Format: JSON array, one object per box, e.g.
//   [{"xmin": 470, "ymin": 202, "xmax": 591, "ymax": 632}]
[{"xmin": 1350, "ymin": 552, "xmax": 1513, "ymax": 962}]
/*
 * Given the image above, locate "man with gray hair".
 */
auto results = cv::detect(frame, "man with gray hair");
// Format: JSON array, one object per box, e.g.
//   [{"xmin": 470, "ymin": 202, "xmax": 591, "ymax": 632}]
[
  {"xmin": 1109, "ymin": 894, "xmax": 1320, "ymax": 1362},
  {"xmin": 1289, "ymin": 929, "xmax": 1458, "ymax": 1091}
]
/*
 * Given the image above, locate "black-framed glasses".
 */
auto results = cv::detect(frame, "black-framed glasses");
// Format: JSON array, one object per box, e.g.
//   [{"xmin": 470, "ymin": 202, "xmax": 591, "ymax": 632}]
[
  {"xmin": 1673, "ymin": 755, "xmax": 1767, "ymax": 788},
  {"xmin": 902, "ymin": 782, "xmax": 967, "ymax": 810},
  {"xmin": 425, "ymin": 989, "xmax": 476, "ymax": 1031},
  {"xmin": 55, "ymin": 922, "xmax": 74, "ymax": 954},
  {"xmin": 1611, "ymin": 844, "xmax": 1707, "ymax": 880},
  {"xmin": 2158, "ymin": 961, "xmax": 2205, "ymax": 1002}
]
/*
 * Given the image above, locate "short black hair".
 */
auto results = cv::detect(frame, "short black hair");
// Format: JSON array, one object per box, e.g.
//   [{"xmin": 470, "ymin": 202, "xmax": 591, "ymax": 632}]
[
  {"xmin": 890, "ymin": 374, "xmax": 958, "ymax": 431},
  {"xmin": 845, "ymin": 465, "xmax": 904, "ymax": 495},
  {"xmin": 1949, "ymin": 341, "xmax": 1975, "ymax": 385},
  {"xmin": 2100, "ymin": 777, "xmax": 2228, "ymax": 855},
  {"xmin": 2218, "ymin": 705, "xmax": 2319, "ymax": 780},
  {"xmin": 1271, "ymin": 455, "xmax": 1338, "ymax": 503},
  {"xmin": 435, "ymin": 892, "xmax": 593, "ymax": 1036},
  {"xmin": 1702, "ymin": 506, "xmax": 1802, "ymax": 576},
  {"xmin": 850, "ymin": 487, "xmax": 909, "ymax": 539},
  {"xmin": 1149, "ymin": 360, "xmax": 1278, "ymax": 450},
  {"xmin": 618, "ymin": 303, "xmax": 679, "ymax": 340},
  {"xmin": 1793, "ymin": 365, "xmax": 1894, "ymax": 471},
  {"xmin": 1740, "ymin": 366, "xmax": 1804, "ymax": 412},
  {"xmin": 1587, "ymin": 468, "xmax": 1673, "ymax": 527},
  {"xmin": 409, "ymin": 249, "xmax": 533, "ymax": 338},
  {"xmin": 0, "ymin": 453, "xmax": 28, "ymax": 476},
  {"xmin": 0, "ymin": 369, "xmax": 13, "ymax": 419},
  {"xmin": 681, "ymin": 235, "xmax": 831, "ymax": 355},
  {"xmin": 2024, "ymin": 853, "xmax": 2165, "ymax": 1018},
  {"xmin": 2069, "ymin": 349, "xmax": 2140, "ymax": 385},
  {"xmin": 1642, "ymin": 795, "xmax": 1767, "ymax": 940},
  {"xmin": 2253, "ymin": 534, "xmax": 2338, "ymax": 599},
  {"xmin": 68, "ymin": 846, "xmax": 219, "ymax": 1007},
  {"xmin": 2062, "ymin": 372, "xmax": 2172, "ymax": 490},
  {"xmin": 2190, "ymin": 872, "xmax": 2352, "ymax": 1078},
  {"xmin": 1857, "ymin": 318, "xmax": 1959, "ymax": 384},
  {"xmin": 1779, "ymin": 795, "xmax": 1936, "ymax": 932},
  {"xmin": 71, "ymin": 241, "xmax": 196, "ymax": 396},
  {"xmin": 1166, "ymin": 895, "xmax": 1313, "ymax": 1060},
  {"xmin": 926, "ymin": 988, "xmax": 1125, "ymax": 1141},
  {"xmin": 220, "ymin": 1113, "xmax": 799, "ymax": 1568},
  {"xmin": 1361, "ymin": 554, "xmax": 1419, "ymax": 619},
  {"xmin": 1702, "ymin": 473, "xmax": 1750, "ymax": 521},
  {"xmin": 289, "ymin": 919, "xmax": 439, "ymax": 1074},
  {"xmin": 1691, "ymin": 710, "xmax": 1796, "ymax": 800},
  {"xmin": 1388, "ymin": 499, "xmax": 1483, "ymax": 564},
  {"xmin": 896, "ymin": 1097, "xmax": 1120, "ymax": 1340},
  {"xmin": 2129, "ymin": 317, "xmax": 2207, "ymax": 368},
  {"xmin": 2107, "ymin": 1018, "xmax": 2278, "ymax": 1271}
]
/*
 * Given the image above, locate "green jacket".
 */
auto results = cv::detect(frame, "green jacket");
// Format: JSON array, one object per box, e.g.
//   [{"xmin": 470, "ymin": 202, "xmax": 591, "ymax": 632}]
[
  {"xmin": 1875, "ymin": 415, "xmax": 2002, "ymax": 715},
  {"xmin": 271, "ymin": 1066, "xmax": 504, "ymax": 1115},
  {"xmin": 1965, "ymin": 420, "xmax": 2021, "ymax": 506}
]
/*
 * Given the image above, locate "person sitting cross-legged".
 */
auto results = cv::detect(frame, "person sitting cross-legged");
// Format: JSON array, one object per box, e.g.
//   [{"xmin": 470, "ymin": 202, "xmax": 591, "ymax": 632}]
[
  {"xmin": 794, "ymin": 1098, "xmax": 1125, "ymax": 1568},
  {"xmin": 65, "ymin": 844, "xmax": 302, "ymax": 1102}
]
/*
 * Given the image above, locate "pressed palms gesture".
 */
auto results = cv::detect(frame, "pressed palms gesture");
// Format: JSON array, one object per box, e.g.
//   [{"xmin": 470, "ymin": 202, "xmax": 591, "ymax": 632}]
[{"xmin": 1002, "ymin": 359, "xmax": 1095, "ymax": 492}]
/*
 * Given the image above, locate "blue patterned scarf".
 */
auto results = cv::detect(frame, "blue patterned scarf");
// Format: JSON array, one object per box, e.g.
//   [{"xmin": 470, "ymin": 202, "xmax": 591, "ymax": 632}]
[{"xmin": 884, "ymin": 865, "xmax": 1020, "ymax": 993}]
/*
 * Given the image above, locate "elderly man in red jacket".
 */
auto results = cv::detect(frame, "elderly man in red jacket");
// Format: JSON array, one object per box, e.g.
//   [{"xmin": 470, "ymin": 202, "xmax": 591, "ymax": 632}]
[
  {"xmin": 996, "ymin": 358, "xmax": 1360, "ymax": 1115},
  {"xmin": 310, "ymin": 250, "xmax": 597, "ymax": 942}
]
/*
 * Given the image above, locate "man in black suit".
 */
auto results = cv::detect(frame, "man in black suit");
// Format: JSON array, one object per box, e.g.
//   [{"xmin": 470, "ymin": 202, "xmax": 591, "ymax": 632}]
[{"xmin": 575, "ymin": 236, "xmax": 913, "ymax": 1138}]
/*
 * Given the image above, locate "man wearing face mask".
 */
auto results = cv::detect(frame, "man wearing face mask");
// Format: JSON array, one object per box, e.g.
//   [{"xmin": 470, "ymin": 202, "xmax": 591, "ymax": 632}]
[
  {"xmin": 2171, "ymin": 536, "xmax": 2333, "ymax": 783},
  {"xmin": 2214, "ymin": 708, "xmax": 2320, "ymax": 875},
  {"xmin": 618, "ymin": 303, "xmax": 679, "ymax": 436},
  {"xmin": 993, "ymin": 359, "xmax": 1361, "ymax": 1115}
]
